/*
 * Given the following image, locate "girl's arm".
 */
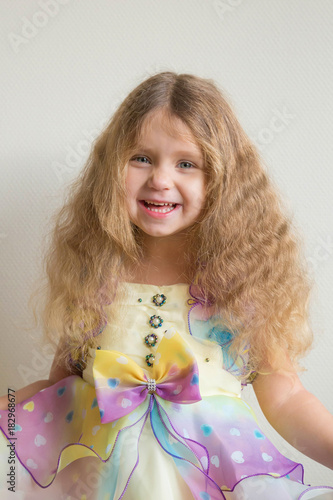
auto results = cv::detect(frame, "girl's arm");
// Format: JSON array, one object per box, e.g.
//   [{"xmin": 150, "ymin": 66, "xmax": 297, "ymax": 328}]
[
  {"xmin": 253, "ymin": 356, "xmax": 333, "ymax": 470},
  {"xmin": 0, "ymin": 380, "xmax": 55, "ymax": 410},
  {"xmin": 0, "ymin": 341, "xmax": 81, "ymax": 411}
]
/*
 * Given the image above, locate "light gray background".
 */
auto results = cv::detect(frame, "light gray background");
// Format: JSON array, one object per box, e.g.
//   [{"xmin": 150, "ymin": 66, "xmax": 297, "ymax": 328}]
[{"xmin": 1, "ymin": 0, "xmax": 332, "ymax": 488}]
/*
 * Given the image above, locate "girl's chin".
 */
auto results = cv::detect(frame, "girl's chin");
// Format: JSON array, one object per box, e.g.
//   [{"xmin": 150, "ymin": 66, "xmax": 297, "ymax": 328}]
[{"xmin": 134, "ymin": 225, "xmax": 191, "ymax": 241}]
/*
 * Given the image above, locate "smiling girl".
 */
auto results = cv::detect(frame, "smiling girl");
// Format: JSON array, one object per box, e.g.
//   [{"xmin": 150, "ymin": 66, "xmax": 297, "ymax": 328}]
[{"xmin": 0, "ymin": 72, "xmax": 332, "ymax": 499}]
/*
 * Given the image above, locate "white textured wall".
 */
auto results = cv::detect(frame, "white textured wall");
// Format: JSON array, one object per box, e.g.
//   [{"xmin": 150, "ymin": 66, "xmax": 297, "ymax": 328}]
[{"xmin": 0, "ymin": 0, "xmax": 332, "ymax": 488}]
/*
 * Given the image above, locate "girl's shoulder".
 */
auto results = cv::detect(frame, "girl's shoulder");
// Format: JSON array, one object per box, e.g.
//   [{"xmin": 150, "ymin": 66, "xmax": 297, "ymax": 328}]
[{"xmin": 49, "ymin": 340, "xmax": 82, "ymax": 383}]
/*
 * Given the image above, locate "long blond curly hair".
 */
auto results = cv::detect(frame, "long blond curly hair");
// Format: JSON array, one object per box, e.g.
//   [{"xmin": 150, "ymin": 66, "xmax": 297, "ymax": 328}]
[{"xmin": 31, "ymin": 71, "xmax": 314, "ymax": 378}]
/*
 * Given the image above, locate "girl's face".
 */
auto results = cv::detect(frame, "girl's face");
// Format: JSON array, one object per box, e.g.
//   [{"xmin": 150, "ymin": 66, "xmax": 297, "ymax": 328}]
[{"xmin": 125, "ymin": 109, "xmax": 206, "ymax": 241}]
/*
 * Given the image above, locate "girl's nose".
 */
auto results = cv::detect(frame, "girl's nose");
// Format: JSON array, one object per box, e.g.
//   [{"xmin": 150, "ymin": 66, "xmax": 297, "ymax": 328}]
[{"xmin": 147, "ymin": 165, "xmax": 173, "ymax": 190}]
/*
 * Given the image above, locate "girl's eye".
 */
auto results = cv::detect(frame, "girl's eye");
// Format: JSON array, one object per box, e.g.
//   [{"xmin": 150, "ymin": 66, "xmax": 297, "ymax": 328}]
[
  {"xmin": 131, "ymin": 156, "xmax": 195, "ymax": 169},
  {"xmin": 132, "ymin": 156, "xmax": 150, "ymax": 164},
  {"xmin": 178, "ymin": 161, "xmax": 194, "ymax": 169}
]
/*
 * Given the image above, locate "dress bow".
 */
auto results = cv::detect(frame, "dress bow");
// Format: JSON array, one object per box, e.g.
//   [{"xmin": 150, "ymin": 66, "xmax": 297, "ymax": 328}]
[{"xmin": 93, "ymin": 329, "xmax": 202, "ymax": 423}]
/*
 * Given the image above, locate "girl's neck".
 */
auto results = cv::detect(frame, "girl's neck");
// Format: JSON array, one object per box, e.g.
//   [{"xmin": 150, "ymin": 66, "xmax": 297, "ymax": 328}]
[
  {"xmin": 125, "ymin": 233, "xmax": 190, "ymax": 286},
  {"xmin": 126, "ymin": 262, "xmax": 188, "ymax": 286}
]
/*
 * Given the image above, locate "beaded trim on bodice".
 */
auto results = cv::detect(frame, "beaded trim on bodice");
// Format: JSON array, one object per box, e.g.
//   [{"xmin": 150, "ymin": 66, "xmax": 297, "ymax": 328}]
[{"xmin": 108, "ymin": 283, "xmax": 188, "ymax": 368}]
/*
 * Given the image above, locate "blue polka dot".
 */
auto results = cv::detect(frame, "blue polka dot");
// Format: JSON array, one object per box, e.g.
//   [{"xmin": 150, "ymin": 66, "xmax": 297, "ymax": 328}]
[
  {"xmin": 201, "ymin": 424, "xmax": 213, "ymax": 437},
  {"xmin": 14, "ymin": 424, "xmax": 22, "ymax": 432},
  {"xmin": 91, "ymin": 398, "xmax": 98, "ymax": 409},
  {"xmin": 65, "ymin": 411, "xmax": 74, "ymax": 423},
  {"xmin": 57, "ymin": 387, "xmax": 66, "ymax": 397},
  {"xmin": 286, "ymin": 474, "xmax": 290, "ymax": 479},
  {"xmin": 107, "ymin": 378, "xmax": 120, "ymax": 389},
  {"xmin": 254, "ymin": 429, "xmax": 265, "ymax": 439},
  {"xmin": 99, "ymin": 409, "xmax": 104, "ymax": 419},
  {"xmin": 90, "ymin": 445, "xmax": 94, "ymax": 449},
  {"xmin": 190, "ymin": 373, "xmax": 199, "ymax": 385},
  {"xmin": 199, "ymin": 493, "xmax": 211, "ymax": 500}
]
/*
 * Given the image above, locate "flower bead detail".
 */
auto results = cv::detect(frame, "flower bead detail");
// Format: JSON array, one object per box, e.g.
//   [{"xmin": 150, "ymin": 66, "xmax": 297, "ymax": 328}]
[
  {"xmin": 146, "ymin": 378, "xmax": 156, "ymax": 394},
  {"xmin": 144, "ymin": 333, "xmax": 158, "ymax": 347},
  {"xmin": 149, "ymin": 315, "xmax": 163, "ymax": 328},
  {"xmin": 145, "ymin": 354, "xmax": 155, "ymax": 367},
  {"xmin": 152, "ymin": 294, "xmax": 166, "ymax": 306}
]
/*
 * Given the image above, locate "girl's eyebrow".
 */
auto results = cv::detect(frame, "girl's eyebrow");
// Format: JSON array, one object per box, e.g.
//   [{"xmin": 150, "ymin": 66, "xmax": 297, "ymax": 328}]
[{"xmin": 133, "ymin": 145, "xmax": 203, "ymax": 162}]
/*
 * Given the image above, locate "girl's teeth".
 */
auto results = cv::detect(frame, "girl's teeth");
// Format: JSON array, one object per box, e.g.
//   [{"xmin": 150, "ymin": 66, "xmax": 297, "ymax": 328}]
[
  {"xmin": 146, "ymin": 202, "xmax": 173, "ymax": 206},
  {"xmin": 147, "ymin": 205, "xmax": 175, "ymax": 213},
  {"xmin": 144, "ymin": 201, "xmax": 176, "ymax": 213}
]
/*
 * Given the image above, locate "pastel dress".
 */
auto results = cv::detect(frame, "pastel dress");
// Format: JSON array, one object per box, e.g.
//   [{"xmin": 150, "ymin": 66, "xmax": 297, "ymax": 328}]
[{"xmin": 1, "ymin": 283, "xmax": 333, "ymax": 500}]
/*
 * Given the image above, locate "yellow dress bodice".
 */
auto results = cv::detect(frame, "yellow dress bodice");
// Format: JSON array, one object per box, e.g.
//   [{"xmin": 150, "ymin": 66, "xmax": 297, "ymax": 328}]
[{"xmin": 82, "ymin": 282, "xmax": 242, "ymax": 398}]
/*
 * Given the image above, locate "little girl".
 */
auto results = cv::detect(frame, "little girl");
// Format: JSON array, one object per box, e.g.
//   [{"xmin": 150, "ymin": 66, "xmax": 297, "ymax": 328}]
[{"xmin": 0, "ymin": 72, "xmax": 333, "ymax": 500}]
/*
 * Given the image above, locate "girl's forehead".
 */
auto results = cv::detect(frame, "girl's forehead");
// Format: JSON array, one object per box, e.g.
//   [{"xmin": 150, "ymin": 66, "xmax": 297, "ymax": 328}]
[{"xmin": 138, "ymin": 108, "xmax": 201, "ymax": 150}]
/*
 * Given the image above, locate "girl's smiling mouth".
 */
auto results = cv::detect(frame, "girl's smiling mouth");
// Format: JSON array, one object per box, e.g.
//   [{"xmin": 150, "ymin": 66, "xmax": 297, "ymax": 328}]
[{"xmin": 139, "ymin": 200, "xmax": 180, "ymax": 217}]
